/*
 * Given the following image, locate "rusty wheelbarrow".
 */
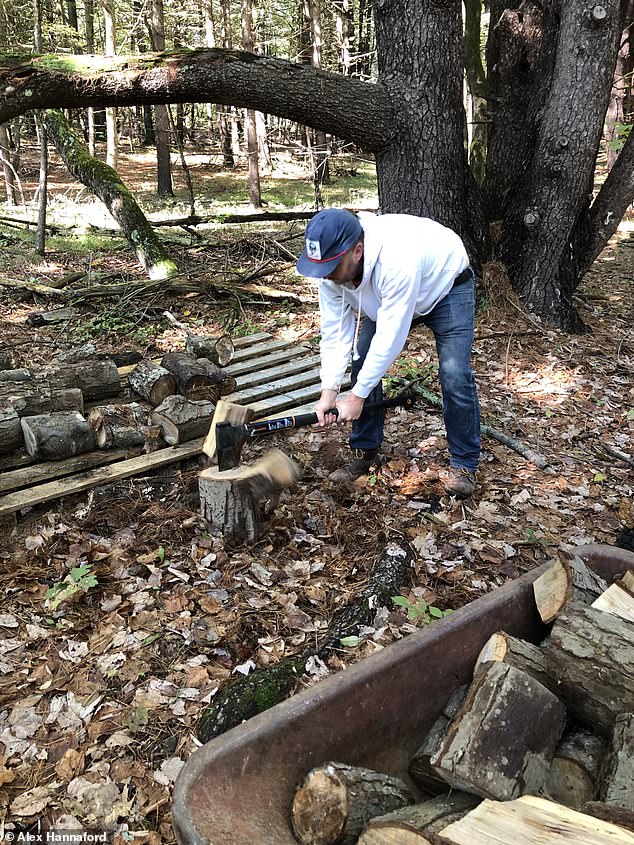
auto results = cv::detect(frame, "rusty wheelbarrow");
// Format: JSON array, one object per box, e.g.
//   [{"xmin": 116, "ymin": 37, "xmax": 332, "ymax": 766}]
[{"xmin": 172, "ymin": 544, "xmax": 634, "ymax": 845}]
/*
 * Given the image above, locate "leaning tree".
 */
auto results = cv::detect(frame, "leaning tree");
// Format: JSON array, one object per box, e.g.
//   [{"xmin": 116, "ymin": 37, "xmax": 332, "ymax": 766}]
[{"xmin": 0, "ymin": 0, "xmax": 632, "ymax": 330}]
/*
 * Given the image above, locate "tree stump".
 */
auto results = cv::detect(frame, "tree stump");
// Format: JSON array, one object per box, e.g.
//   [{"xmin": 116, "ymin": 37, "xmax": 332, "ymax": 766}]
[
  {"xmin": 88, "ymin": 402, "xmax": 148, "ymax": 449},
  {"xmin": 408, "ymin": 686, "xmax": 468, "ymax": 794},
  {"xmin": 0, "ymin": 407, "xmax": 23, "ymax": 453},
  {"xmin": 199, "ymin": 449, "xmax": 301, "ymax": 543},
  {"xmin": 291, "ymin": 762, "xmax": 415, "ymax": 845},
  {"xmin": 533, "ymin": 552, "xmax": 608, "ymax": 623},
  {"xmin": 160, "ymin": 352, "xmax": 214, "ymax": 398},
  {"xmin": 430, "ymin": 661, "xmax": 566, "ymax": 800},
  {"xmin": 21, "ymin": 412, "xmax": 96, "ymax": 460},
  {"xmin": 128, "ymin": 360, "xmax": 176, "ymax": 407},
  {"xmin": 358, "ymin": 792, "xmax": 480, "ymax": 844},
  {"xmin": 186, "ymin": 333, "xmax": 235, "ymax": 366},
  {"xmin": 544, "ymin": 602, "xmax": 634, "ymax": 735},
  {"xmin": 151, "ymin": 395, "xmax": 216, "ymax": 445},
  {"xmin": 544, "ymin": 728, "xmax": 607, "ymax": 808},
  {"xmin": 599, "ymin": 713, "xmax": 634, "ymax": 810}
]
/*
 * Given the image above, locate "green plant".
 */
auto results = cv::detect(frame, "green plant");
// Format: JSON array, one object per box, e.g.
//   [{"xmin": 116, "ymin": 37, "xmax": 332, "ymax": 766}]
[
  {"xmin": 45, "ymin": 564, "xmax": 99, "ymax": 610},
  {"xmin": 392, "ymin": 595, "xmax": 453, "ymax": 625},
  {"xmin": 384, "ymin": 357, "xmax": 434, "ymax": 394},
  {"xmin": 608, "ymin": 122, "xmax": 632, "ymax": 152}
]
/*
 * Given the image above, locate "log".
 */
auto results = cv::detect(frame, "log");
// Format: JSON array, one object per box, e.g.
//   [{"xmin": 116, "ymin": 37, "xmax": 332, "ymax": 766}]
[
  {"xmin": 582, "ymin": 801, "xmax": 634, "ymax": 832},
  {"xmin": 430, "ymin": 662, "xmax": 566, "ymax": 800},
  {"xmin": 544, "ymin": 602, "xmax": 634, "ymax": 735},
  {"xmin": 599, "ymin": 713, "xmax": 634, "ymax": 810},
  {"xmin": 44, "ymin": 359, "xmax": 121, "ymax": 401},
  {"xmin": 21, "ymin": 412, "xmax": 96, "ymax": 460},
  {"xmin": 160, "ymin": 352, "xmax": 214, "ymax": 399},
  {"xmin": 187, "ymin": 335, "xmax": 234, "ymax": 366},
  {"xmin": 0, "ymin": 407, "xmax": 23, "ymax": 453},
  {"xmin": 0, "ymin": 351, "xmax": 14, "ymax": 369},
  {"xmin": 25, "ymin": 307, "xmax": 78, "ymax": 326},
  {"xmin": 473, "ymin": 631, "xmax": 556, "ymax": 693},
  {"xmin": 198, "ymin": 449, "xmax": 301, "ymax": 542},
  {"xmin": 88, "ymin": 402, "xmax": 148, "ymax": 449},
  {"xmin": 4, "ymin": 385, "xmax": 84, "ymax": 416},
  {"xmin": 437, "ymin": 795, "xmax": 634, "ymax": 845},
  {"xmin": 408, "ymin": 686, "xmax": 469, "ymax": 794},
  {"xmin": 151, "ymin": 395, "xmax": 216, "ymax": 445},
  {"xmin": 0, "ymin": 368, "xmax": 31, "ymax": 382},
  {"xmin": 197, "ymin": 358, "xmax": 237, "ymax": 396},
  {"xmin": 291, "ymin": 762, "xmax": 415, "ymax": 845},
  {"xmin": 357, "ymin": 793, "xmax": 481, "ymax": 845},
  {"xmin": 591, "ymin": 583, "xmax": 634, "ymax": 623},
  {"xmin": 202, "ymin": 399, "xmax": 254, "ymax": 463},
  {"xmin": 544, "ymin": 729, "xmax": 607, "ymax": 808},
  {"xmin": 533, "ymin": 552, "xmax": 609, "ymax": 623},
  {"xmin": 621, "ymin": 571, "xmax": 634, "ymax": 594},
  {"xmin": 128, "ymin": 360, "xmax": 177, "ymax": 407}
]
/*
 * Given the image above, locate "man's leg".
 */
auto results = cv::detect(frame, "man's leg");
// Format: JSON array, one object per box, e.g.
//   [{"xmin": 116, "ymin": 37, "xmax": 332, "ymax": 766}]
[
  {"xmin": 349, "ymin": 317, "xmax": 384, "ymax": 450},
  {"xmin": 422, "ymin": 278, "xmax": 480, "ymax": 488}
]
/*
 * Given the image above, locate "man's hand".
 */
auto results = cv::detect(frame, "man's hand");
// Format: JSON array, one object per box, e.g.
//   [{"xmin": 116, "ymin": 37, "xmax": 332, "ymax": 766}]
[
  {"xmin": 335, "ymin": 393, "xmax": 365, "ymax": 422},
  {"xmin": 314, "ymin": 389, "xmax": 340, "ymax": 426}
]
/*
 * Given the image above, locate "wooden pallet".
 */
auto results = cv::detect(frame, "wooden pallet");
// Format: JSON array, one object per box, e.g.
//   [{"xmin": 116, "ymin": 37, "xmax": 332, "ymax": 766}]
[{"xmin": 0, "ymin": 333, "xmax": 347, "ymax": 520}]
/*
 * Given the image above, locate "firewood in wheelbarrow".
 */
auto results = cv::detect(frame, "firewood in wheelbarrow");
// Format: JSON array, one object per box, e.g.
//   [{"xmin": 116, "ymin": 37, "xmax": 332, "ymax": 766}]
[
  {"xmin": 408, "ymin": 685, "xmax": 468, "ymax": 794},
  {"xmin": 21, "ymin": 411, "xmax": 96, "ymax": 460},
  {"xmin": 598, "ymin": 712, "xmax": 634, "ymax": 810},
  {"xmin": 543, "ymin": 727, "xmax": 607, "ymax": 808},
  {"xmin": 291, "ymin": 762, "xmax": 415, "ymax": 845},
  {"xmin": 533, "ymin": 550, "xmax": 608, "ymax": 623},
  {"xmin": 163, "ymin": 310, "xmax": 235, "ymax": 365},
  {"xmin": 128, "ymin": 360, "xmax": 177, "ymax": 407},
  {"xmin": 357, "ymin": 791, "xmax": 481, "ymax": 844}
]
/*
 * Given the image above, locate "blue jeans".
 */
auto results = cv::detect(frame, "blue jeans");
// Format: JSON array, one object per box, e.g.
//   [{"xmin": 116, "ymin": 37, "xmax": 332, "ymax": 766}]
[{"xmin": 350, "ymin": 277, "xmax": 480, "ymax": 471}]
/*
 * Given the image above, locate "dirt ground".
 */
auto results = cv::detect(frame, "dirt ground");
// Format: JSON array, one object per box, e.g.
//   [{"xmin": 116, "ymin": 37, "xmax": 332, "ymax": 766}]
[{"xmin": 0, "ymin": 151, "xmax": 633, "ymax": 839}]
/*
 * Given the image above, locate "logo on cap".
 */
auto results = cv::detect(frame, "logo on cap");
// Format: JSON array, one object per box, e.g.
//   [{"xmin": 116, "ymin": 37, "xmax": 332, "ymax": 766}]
[{"xmin": 306, "ymin": 239, "xmax": 321, "ymax": 260}]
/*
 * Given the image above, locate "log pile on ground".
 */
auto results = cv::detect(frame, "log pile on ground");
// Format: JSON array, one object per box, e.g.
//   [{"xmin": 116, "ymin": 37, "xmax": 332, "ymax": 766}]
[
  {"xmin": 288, "ymin": 550, "xmax": 634, "ymax": 844},
  {"xmin": 0, "ymin": 337, "xmax": 236, "ymax": 460}
]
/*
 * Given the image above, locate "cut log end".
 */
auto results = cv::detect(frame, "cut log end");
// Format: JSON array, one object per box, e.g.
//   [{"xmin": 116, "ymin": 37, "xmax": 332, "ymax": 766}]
[{"xmin": 292, "ymin": 768, "xmax": 348, "ymax": 845}]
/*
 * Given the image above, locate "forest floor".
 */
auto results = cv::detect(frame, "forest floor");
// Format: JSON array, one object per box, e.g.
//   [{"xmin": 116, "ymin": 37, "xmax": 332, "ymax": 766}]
[{"xmin": 0, "ymin": 146, "xmax": 633, "ymax": 840}]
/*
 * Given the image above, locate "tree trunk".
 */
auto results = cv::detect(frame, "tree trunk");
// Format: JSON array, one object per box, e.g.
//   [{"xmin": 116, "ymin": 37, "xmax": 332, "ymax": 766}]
[
  {"xmin": 35, "ymin": 117, "xmax": 48, "ymax": 256},
  {"xmin": 0, "ymin": 122, "xmax": 17, "ymax": 205},
  {"xmin": 103, "ymin": 0, "xmax": 118, "ymax": 170},
  {"xmin": 149, "ymin": 0, "xmax": 173, "ymax": 197},
  {"xmin": 604, "ymin": 2, "xmax": 634, "ymax": 170},
  {"xmin": 241, "ymin": 0, "xmax": 261, "ymax": 206},
  {"xmin": 42, "ymin": 110, "xmax": 177, "ymax": 280},
  {"xmin": 464, "ymin": 0, "xmax": 487, "ymax": 186}
]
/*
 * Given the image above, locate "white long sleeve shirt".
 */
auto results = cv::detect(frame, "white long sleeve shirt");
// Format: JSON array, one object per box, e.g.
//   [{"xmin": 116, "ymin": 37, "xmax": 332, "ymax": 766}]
[{"xmin": 317, "ymin": 213, "xmax": 470, "ymax": 398}]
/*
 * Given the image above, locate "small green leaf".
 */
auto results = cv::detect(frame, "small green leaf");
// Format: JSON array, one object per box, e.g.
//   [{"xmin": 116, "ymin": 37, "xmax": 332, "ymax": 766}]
[
  {"xmin": 70, "ymin": 564, "xmax": 93, "ymax": 582},
  {"xmin": 392, "ymin": 596, "xmax": 413, "ymax": 608},
  {"xmin": 340, "ymin": 636, "xmax": 361, "ymax": 647},
  {"xmin": 157, "ymin": 546, "xmax": 166, "ymax": 563},
  {"xmin": 593, "ymin": 472, "xmax": 607, "ymax": 482},
  {"xmin": 627, "ymin": 409, "xmax": 634, "ymax": 421},
  {"xmin": 429, "ymin": 606, "xmax": 444, "ymax": 618}
]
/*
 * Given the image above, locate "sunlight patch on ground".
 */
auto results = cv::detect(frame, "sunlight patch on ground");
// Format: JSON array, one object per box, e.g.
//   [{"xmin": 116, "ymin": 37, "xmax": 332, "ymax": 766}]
[{"xmin": 505, "ymin": 361, "xmax": 583, "ymax": 405}]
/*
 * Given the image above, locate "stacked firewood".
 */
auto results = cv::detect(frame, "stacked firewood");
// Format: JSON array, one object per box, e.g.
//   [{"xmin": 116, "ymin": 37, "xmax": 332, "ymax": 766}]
[
  {"xmin": 0, "ymin": 331, "xmax": 236, "ymax": 461},
  {"xmin": 290, "ymin": 552, "xmax": 634, "ymax": 844}
]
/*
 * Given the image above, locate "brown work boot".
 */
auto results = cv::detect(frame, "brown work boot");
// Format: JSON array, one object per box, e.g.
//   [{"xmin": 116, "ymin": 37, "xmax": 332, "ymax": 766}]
[
  {"xmin": 444, "ymin": 467, "xmax": 477, "ymax": 498},
  {"xmin": 328, "ymin": 448, "xmax": 381, "ymax": 484}
]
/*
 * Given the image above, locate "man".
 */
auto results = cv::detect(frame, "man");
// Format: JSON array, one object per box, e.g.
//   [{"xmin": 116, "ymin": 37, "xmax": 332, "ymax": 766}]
[{"xmin": 296, "ymin": 208, "xmax": 480, "ymax": 498}]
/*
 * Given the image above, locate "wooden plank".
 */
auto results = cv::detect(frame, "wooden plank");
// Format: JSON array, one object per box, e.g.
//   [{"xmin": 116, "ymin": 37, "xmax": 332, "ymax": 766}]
[
  {"xmin": 230, "ymin": 354, "xmax": 321, "ymax": 391},
  {"xmin": 229, "ymin": 339, "xmax": 296, "ymax": 364},
  {"xmin": 225, "ymin": 368, "xmax": 321, "ymax": 406},
  {"xmin": 0, "ymin": 447, "xmax": 144, "ymax": 494},
  {"xmin": 0, "ymin": 439, "xmax": 205, "ymax": 517},
  {"xmin": 224, "ymin": 345, "xmax": 306, "ymax": 377}
]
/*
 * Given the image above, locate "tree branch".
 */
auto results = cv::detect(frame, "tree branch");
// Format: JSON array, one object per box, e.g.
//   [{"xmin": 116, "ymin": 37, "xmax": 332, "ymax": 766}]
[{"xmin": 0, "ymin": 48, "xmax": 396, "ymax": 151}]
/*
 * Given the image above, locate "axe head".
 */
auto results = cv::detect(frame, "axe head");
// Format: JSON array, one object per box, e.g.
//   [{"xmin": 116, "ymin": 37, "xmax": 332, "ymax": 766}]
[{"xmin": 216, "ymin": 421, "xmax": 250, "ymax": 471}]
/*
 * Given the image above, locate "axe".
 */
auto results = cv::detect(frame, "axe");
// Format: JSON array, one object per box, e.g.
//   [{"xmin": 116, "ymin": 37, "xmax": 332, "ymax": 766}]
[{"xmin": 215, "ymin": 390, "xmax": 416, "ymax": 471}]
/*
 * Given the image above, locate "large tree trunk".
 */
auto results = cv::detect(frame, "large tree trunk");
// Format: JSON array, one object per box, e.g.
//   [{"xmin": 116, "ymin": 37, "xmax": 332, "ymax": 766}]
[
  {"xmin": 149, "ymin": 0, "xmax": 173, "ymax": 198},
  {"xmin": 42, "ymin": 109, "xmax": 177, "ymax": 280}
]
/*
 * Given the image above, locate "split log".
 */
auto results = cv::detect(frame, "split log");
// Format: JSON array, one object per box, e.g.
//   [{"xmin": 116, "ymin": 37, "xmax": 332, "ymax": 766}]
[
  {"xmin": 151, "ymin": 395, "xmax": 216, "ymax": 446},
  {"xmin": 621, "ymin": 570, "xmax": 634, "ymax": 593},
  {"xmin": 199, "ymin": 448, "xmax": 301, "ymax": 542},
  {"xmin": 197, "ymin": 540, "xmax": 416, "ymax": 743},
  {"xmin": 408, "ymin": 686, "xmax": 469, "ymax": 794},
  {"xmin": 197, "ymin": 358, "xmax": 237, "ymax": 396},
  {"xmin": 544, "ymin": 602, "xmax": 634, "ymax": 735},
  {"xmin": 437, "ymin": 795, "xmax": 634, "ymax": 845},
  {"xmin": 544, "ymin": 728, "xmax": 607, "ymax": 808},
  {"xmin": 128, "ymin": 360, "xmax": 176, "ymax": 407},
  {"xmin": 533, "ymin": 552, "xmax": 608, "ymax": 623},
  {"xmin": 591, "ymin": 583, "xmax": 634, "ymax": 623},
  {"xmin": 430, "ymin": 661, "xmax": 566, "ymax": 800},
  {"xmin": 202, "ymin": 399, "xmax": 254, "ymax": 463},
  {"xmin": 599, "ymin": 713, "xmax": 634, "ymax": 810},
  {"xmin": 160, "ymin": 352, "xmax": 214, "ymax": 399},
  {"xmin": 358, "ymin": 793, "xmax": 481, "ymax": 844},
  {"xmin": 0, "ymin": 407, "xmax": 23, "ymax": 453},
  {"xmin": 21, "ymin": 412, "xmax": 96, "ymax": 460},
  {"xmin": 0, "ymin": 351, "xmax": 14, "ymax": 369},
  {"xmin": 44, "ymin": 359, "xmax": 121, "ymax": 401},
  {"xmin": 582, "ymin": 801, "xmax": 634, "ymax": 832},
  {"xmin": 4, "ymin": 385, "xmax": 84, "ymax": 416},
  {"xmin": 291, "ymin": 762, "xmax": 415, "ymax": 845},
  {"xmin": 473, "ymin": 631, "xmax": 556, "ymax": 693},
  {"xmin": 163, "ymin": 310, "xmax": 235, "ymax": 365},
  {"xmin": 88, "ymin": 402, "xmax": 148, "ymax": 449}
]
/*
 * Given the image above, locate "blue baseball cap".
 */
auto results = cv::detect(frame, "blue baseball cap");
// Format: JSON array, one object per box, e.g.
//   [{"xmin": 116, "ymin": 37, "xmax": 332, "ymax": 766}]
[{"xmin": 297, "ymin": 209, "xmax": 363, "ymax": 278}]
